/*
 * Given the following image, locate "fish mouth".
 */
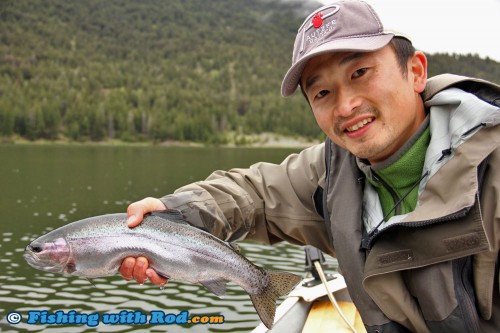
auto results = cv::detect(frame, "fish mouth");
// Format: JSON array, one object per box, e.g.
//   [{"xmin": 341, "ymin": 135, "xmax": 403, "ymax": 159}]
[{"xmin": 24, "ymin": 237, "xmax": 72, "ymax": 274}]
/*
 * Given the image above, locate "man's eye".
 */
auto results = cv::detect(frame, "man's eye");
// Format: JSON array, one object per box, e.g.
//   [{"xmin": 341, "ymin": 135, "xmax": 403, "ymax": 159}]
[
  {"xmin": 352, "ymin": 68, "xmax": 368, "ymax": 78},
  {"xmin": 316, "ymin": 90, "xmax": 329, "ymax": 99}
]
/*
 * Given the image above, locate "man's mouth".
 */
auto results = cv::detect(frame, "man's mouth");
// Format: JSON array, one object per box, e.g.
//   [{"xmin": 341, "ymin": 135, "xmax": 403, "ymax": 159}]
[{"xmin": 345, "ymin": 117, "xmax": 374, "ymax": 132}]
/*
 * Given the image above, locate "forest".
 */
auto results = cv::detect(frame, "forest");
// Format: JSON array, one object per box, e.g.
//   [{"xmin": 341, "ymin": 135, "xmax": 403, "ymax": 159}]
[{"xmin": 1, "ymin": 0, "xmax": 499, "ymax": 144}]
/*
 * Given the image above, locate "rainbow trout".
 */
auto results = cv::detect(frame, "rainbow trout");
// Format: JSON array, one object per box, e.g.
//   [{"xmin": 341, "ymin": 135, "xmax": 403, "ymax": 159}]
[{"xmin": 24, "ymin": 210, "xmax": 301, "ymax": 328}]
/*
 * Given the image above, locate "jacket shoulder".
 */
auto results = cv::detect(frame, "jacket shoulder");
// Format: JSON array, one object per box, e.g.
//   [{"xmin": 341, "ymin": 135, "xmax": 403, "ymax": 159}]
[{"xmin": 423, "ymin": 74, "xmax": 500, "ymax": 106}]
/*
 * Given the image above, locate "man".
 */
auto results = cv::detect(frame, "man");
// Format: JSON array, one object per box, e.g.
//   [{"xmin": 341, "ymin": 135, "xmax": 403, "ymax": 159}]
[{"xmin": 119, "ymin": 1, "xmax": 500, "ymax": 332}]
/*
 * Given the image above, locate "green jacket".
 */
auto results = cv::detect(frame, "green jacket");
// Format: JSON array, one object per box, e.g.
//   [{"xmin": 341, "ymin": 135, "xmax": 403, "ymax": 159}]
[{"xmin": 161, "ymin": 74, "xmax": 500, "ymax": 332}]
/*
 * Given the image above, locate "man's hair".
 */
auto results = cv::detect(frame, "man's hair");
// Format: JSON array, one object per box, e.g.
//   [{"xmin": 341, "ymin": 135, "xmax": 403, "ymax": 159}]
[
  {"xmin": 299, "ymin": 37, "xmax": 416, "ymax": 101},
  {"xmin": 388, "ymin": 37, "xmax": 416, "ymax": 78}
]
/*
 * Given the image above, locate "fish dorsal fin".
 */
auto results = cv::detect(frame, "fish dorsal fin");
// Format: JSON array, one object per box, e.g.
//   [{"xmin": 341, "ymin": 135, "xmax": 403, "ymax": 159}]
[
  {"xmin": 149, "ymin": 210, "xmax": 189, "ymax": 224},
  {"xmin": 200, "ymin": 279, "xmax": 228, "ymax": 298}
]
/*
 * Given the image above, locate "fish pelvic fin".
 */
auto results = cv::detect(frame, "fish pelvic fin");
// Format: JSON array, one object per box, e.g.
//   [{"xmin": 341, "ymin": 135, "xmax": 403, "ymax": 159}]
[
  {"xmin": 200, "ymin": 279, "xmax": 228, "ymax": 297},
  {"xmin": 249, "ymin": 271, "xmax": 301, "ymax": 329}
]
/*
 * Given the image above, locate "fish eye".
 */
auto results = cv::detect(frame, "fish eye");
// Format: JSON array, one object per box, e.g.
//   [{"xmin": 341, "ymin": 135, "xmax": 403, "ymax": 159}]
[{"xmin": 30, "ymin": 244, "xmax": 43, "ymax": 253}]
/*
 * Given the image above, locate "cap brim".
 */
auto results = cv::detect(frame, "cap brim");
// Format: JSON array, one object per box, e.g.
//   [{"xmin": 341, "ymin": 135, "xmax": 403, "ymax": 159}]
[{"xmin": 281, "ymin": 34, "xmax": 394, "ymax": 97}]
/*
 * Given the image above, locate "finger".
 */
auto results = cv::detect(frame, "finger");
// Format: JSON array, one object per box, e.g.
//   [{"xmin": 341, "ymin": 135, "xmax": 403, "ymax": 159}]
[
  {"xmin": 126, "ymin": 213, "xmax": 142, "ymax": 228},
  {"xmin": 146, "ymin": 268, "xmax": 169, "ymax": 286},
  {"xmin": 133, "ymin": 256, "xmax": 149, "ymax": 284},
  {"xmin": 120, "ymin": 257, "xmax": 136, "ymax": 281},
  {"xmin": 126, "ymin": 201, "xmax": 146, "ymax": 228}
]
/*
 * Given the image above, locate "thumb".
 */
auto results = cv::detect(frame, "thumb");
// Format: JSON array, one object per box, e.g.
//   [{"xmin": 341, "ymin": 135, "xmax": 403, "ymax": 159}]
[{"xmin": 126, "ymin": 197, "xmax": 166, "ymax": 228}]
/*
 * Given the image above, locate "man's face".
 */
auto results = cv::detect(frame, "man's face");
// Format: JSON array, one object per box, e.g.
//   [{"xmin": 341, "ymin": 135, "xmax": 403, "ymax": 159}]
[{"xmin": 301, "ymin": 45, "xmax": 427, "ymax": 164}]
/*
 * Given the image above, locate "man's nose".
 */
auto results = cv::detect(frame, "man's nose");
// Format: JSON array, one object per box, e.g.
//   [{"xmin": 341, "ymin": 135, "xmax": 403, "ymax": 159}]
[{"xmin": 334, "ymin": 88, "xmax": 361, "ymax": 117}]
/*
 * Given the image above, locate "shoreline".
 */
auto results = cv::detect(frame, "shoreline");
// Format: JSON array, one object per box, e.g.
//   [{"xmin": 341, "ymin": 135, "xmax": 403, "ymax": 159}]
[{"xmin": 1, "ymin": 133, "xmax": 322, "ymax": 149}]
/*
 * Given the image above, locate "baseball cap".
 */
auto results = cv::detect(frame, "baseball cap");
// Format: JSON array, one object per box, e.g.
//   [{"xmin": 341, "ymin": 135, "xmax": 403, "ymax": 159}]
[{"xmin": 281, "ymin": 0, "xmax": 411, "ymax": 97}]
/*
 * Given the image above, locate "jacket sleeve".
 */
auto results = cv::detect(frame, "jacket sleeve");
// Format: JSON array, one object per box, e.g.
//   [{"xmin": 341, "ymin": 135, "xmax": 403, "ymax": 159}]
[{"xmin": 159, "ymin": 143, "xmax": 332, "ymax": 251}]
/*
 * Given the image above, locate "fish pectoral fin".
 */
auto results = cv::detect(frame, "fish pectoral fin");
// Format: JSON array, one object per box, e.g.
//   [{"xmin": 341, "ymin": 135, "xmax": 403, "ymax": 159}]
[
  {"xmin": 154, "ymin": 270, "xmax": 171, "ymax": 280},
  {"xmin": 200, "ymin": 279, "xmax": 228, "ymax": 298}
]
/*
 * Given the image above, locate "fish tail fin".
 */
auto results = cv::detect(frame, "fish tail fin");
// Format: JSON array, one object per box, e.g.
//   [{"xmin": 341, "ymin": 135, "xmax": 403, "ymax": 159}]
[{"xmin": 249, "ymin": 271, "xmax": 301, "ymax": 329}]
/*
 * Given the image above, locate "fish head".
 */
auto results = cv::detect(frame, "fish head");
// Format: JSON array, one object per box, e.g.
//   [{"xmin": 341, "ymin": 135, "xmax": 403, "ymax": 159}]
[{"xmin": 24, "ymin": 236, "xmax": 76, "ymax": 275}]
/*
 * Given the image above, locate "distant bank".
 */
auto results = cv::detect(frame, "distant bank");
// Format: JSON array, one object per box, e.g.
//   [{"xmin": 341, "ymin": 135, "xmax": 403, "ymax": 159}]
[{"xmin": 1, "ymin": 132, "xmax": 322, "ymax": 149}]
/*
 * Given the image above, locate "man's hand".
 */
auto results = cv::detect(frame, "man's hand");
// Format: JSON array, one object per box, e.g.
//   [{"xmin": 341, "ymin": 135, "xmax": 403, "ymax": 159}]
[
  {"xmin": 126, "ymin": 197, "xmax": 167, "ymax": 227},
  {"xmin": 119, "ymin": 256, "xmax": 168, "ymax": 285},
  {"xmin": 120, "ymin": 197, "xmax": 169, "ymax": 286}
]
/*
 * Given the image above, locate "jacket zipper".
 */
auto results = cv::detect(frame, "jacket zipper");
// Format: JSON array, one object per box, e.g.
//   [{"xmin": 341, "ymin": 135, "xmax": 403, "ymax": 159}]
[
  {"xmin": 361, "ymin": 205, "xmax": 471, "ymax": 250},
  {"xmin": 361, "ymin": 171, "xmax": 423, "ymax": 250},
  {"xmin": 454, "ymin": 257, "xmax": 482, "ymax": 332},
  {"xmin": 372, "ymin": 172, "xmax": 402, "ymax": 216}
]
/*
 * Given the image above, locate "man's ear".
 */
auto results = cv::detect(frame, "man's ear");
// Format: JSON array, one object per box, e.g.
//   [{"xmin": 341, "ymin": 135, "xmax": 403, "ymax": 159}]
[{"xmin": 410, "ymin": 51, "xmax": 427, "ymax": 94}]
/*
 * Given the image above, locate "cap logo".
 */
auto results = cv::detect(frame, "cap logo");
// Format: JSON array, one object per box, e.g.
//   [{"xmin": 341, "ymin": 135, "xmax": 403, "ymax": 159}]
[
  {"xmin": 312, "ymin": 13, "xmax": 323, "ymax": 28},
  {"xmin": 298, "ymin": 4, "xmax": 341, "ymax": 55}
]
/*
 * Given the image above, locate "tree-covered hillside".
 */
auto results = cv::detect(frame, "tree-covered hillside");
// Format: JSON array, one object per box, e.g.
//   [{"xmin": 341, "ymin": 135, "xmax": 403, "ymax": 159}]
[{"xmin": 1, "ymin": 0, "xmax": 498, "ymax": 143}]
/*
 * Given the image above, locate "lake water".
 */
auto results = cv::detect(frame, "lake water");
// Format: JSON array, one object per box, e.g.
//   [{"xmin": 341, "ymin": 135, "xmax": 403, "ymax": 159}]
[{"xmin": 0, "ymin": 144, "xmax": 337, "ymax": 333}]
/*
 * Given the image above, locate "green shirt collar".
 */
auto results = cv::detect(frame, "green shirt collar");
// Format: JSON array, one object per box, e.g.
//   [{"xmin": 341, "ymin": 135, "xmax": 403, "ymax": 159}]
[{"xmin": 358, "ymin": 117, "xmax": 431, "ymax": 217}]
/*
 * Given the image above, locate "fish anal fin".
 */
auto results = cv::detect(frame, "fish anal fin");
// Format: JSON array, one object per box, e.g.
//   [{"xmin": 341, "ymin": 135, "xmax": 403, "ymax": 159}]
[
  {"xmin": 200, "ymin": 279, "xmax": 228, "ymax": 298},
  {"xmin": 250, "ymin": 271, "xmax": 301, "ymax": 329}
]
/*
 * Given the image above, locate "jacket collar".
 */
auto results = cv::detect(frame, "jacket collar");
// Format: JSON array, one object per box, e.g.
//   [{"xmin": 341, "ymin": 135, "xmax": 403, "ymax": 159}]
[{"xmin": 362, "ymin": 86, "xmax": 500, "ymax": 233}]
